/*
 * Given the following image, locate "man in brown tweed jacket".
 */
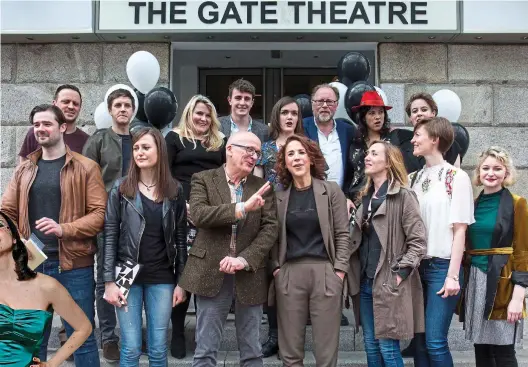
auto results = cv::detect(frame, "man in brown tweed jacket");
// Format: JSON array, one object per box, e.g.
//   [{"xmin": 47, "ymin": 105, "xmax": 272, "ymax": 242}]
[{"xmin": 179, "ymin": 131, "xmax": 279, "ymax": 367}]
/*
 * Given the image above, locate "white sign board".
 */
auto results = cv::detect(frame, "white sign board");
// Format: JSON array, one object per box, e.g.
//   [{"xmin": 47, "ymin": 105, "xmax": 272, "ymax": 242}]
[{"xmin": 98, "ymin": 0, "xmax": 459, "ymax": 32}]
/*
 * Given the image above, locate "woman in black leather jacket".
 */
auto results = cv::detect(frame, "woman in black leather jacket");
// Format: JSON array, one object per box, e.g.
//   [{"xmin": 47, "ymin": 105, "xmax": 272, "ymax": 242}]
[{"xmin": 103, "ymin": 127, "xmax": 187, "ymax": 366}]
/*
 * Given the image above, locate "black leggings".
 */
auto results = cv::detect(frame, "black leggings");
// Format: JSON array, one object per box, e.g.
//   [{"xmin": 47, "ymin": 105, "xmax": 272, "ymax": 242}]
[{"xmin": 474, "ymin": 344, "xmax": 517, "ymax": 367}]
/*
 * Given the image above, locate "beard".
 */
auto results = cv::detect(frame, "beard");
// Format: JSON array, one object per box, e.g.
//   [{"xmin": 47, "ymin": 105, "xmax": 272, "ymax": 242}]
[
  {"xmin": 37, "ymin": 134, "xmax": 62, "ymax": 148},
  {"xmin": 316, "ymin": 112, "xmax": 333, "ymax": 123}
]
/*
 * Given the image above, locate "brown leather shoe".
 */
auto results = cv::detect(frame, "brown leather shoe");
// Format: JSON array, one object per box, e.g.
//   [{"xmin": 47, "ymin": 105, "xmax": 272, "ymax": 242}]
[{"xmin": 103, "ymin": 341, "xmax": 120, "ymax": 362}]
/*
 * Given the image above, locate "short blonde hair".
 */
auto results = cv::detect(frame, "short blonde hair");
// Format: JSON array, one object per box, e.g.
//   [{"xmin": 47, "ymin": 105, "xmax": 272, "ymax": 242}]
[
  {"xmin": 473, "ymin": 146, "xmax": 517, "ymax": 187},
  {"xmin": 175, "ymin": 95, "xmax": 224, "ymax": 151}
]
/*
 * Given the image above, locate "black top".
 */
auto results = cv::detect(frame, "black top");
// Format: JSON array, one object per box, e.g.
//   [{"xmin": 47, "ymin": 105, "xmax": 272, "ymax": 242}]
[
  {"xmin": 119, "ymin": 134, "xmax": 132, "ymax": 176},
  {"xmin": 359, "ymin": 181, "xmax": 388, "ymax": 280},
  {"xmin": 165, "ymin": 131, "xmax": 226, "ymax": 200},
  {"xmin": 28, "ymin": 155, "xmax": 66, "ymax": 260},
  {"xmin": 285, "ymin": 186, "xmax": 328, "ymax": 262},
  {"xmin": 135, "ymin": 193, "xmax": 174, "ymax": 284}
]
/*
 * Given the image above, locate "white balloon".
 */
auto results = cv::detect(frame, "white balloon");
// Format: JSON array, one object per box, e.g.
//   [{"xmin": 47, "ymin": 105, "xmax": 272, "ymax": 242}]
[
  {"xmin": 433, "ymin": 89, "xmax": 462, "ymax": 123},
  {"xmin": 126, "ymin": 51, "xmax": 160, "ymax": 94},
  {"xmin": 104, "ymin": 84, "xmax": 139, "ymax": 116},
  {"xmin": 329, "ymin": 81, "xmax": 353, "ymax": 123},
  {"xmin": 93, "ymin": 102, "xmax": 113, "ymax": 130},
  {"xmin": 374, "ymin": 86, "xmax": 388, "ymax": 105}
]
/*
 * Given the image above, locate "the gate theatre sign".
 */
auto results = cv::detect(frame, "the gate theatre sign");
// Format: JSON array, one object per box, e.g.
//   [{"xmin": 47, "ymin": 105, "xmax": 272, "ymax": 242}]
[{"xmin": 98, "ymin": 1, "xmax": 458, "ymax": 31}]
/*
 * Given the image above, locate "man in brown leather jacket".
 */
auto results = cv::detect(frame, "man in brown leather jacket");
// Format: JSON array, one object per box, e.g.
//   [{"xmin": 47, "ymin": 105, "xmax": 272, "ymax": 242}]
[{"xmin": 1, "ymin": 104, "xmax": 106, "ymax": 367}]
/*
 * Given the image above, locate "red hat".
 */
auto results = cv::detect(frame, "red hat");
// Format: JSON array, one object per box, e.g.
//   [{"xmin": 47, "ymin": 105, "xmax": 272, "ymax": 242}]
[{"xmin": 351, "ymin": 90, "xmax": 392, "ymax": 113}]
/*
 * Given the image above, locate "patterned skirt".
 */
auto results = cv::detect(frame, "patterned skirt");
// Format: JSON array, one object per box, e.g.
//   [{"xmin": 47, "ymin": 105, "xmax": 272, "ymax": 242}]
[{"xmin": 465, "ymin": 266, "xmax": 523, "ymax": 345}]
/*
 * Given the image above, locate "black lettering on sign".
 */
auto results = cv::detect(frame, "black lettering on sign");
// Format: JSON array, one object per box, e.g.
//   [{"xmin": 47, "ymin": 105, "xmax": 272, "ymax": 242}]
[
  {"xmin": 221, "ymin": 2, "xmax": 243, "ymax": 24},
  {"xmin": 368, "ymin": 1, "xmax": 386, "ymax": 24},
  {"xmin": 330, "ymin": 1, "xmax": 347, "ymax": 24},
  {"xmin": 240, "ymin": 1, "xmax": 258, "ymax": 23},
  {"xmin": 129, "ymin": 2, "xmax": 147, "ymax": 24},
  {"xmin": 198, "ymin": 1, "xmax": 218, "ymax": 24},
  {"xmin": 349, "ymin": 2, "xmax": 369, "ymax": 24},
  {"xmin": 287, "ymin": 1, "xmax": 306, "ymax": 24},
  {"xmin": 308, "ymin": 1, "xmax": 326, "ymax": 24},
  {"xmin": 389, "ymin": 2, "xmax": 408, "ymax": 24},
  {"xmin": 148, "ymin": 1, "xmax": 166, "ymax": 24},
  {"xmin": 411, "ymin": 2, "xmax": 427, "ymax": 24},
  {"xmin": 169, "ymin": 2, "xmax": 186, "ymax": 24},
  {"xmin": 261, "ymin": 1, "xmax": 278, "ymax": 24}
]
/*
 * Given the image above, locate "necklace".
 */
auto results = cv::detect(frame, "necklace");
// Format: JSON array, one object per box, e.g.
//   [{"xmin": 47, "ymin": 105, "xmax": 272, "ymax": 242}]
[{"xmin": 140, "ymin": 180, "xmax": 157, "ymax": 191}]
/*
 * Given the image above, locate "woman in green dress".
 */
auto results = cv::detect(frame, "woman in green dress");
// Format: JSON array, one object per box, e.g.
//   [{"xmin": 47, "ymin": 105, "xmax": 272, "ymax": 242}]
[{"xmin": 0, "ymin": 210, "xmax": 92, "ymax": 367}]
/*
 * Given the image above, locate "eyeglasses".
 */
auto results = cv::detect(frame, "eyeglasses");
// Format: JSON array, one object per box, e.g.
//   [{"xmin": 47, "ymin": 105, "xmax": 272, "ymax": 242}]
[
  {"xmin": 231, "ymin": 143, "xmax": 262, "ymax": 159},
  {"xmin": 312, "ymin": 99, "xmax": 337, "ymax": 107}
]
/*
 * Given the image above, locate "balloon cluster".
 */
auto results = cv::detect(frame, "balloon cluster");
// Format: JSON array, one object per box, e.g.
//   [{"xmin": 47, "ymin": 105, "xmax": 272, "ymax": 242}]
[
  {"xmin": 93, "ymin": 51, "xmax": 178, "ymax": 133},
  {"xmin": 293, "ymin": 52, "xmax": 386, "ymax": 124}
]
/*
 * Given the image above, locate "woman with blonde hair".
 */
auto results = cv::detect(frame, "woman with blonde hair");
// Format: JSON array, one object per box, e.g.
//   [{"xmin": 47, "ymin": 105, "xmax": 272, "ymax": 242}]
[
  {"xmin": 348, "ymin": 141, "xmax": 427, "ymax": 367},
  {"xmin": 460, "ymin": 147, "xmax": 527, "ymax": 367},
  {"xmin": 164, "ymin": 95, "xmax": 226, "ymax": 358}
]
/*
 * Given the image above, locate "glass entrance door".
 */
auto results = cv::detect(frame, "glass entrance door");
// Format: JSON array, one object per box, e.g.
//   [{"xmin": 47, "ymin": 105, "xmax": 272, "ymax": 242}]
[{"xmin": 199, "ymin": 67, "xmax": 337, "ymax": 123}]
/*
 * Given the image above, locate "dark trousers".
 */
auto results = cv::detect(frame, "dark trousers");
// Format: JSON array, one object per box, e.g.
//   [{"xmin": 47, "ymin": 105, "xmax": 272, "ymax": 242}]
[
  {"xmin": 171, "ymin": 291, "xmax": 191, "ymax": 336},
  {"xmin": 96, "ymin": 233, "xmax": 119, "ymax": 346},
  {"xmin": 474, "ymin": 344, "xmax": 518, "ymax": 367}
]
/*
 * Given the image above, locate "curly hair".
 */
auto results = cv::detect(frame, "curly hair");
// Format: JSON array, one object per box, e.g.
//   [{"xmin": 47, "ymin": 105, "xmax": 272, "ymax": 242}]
[
  {"xmin": 0, "ymin": 211, "xmax": 36, "ymax": 281},
  {"xmin": 275, "ymin": 135, "xmax": 327, "ymax": 187},
  {"xmin": 353, "ymin": 106, "xmax": 391, "ymax": 146},
  {"xmin": 473, "ymin": 146, "xmax": 517, "ymax": 187}
]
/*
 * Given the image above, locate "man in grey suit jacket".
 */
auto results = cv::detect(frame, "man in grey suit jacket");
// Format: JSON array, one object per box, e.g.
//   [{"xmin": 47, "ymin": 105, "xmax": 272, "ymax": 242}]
[{"xmin": 218, "ymin": 78, "xmax": 269, "ymax": 143}]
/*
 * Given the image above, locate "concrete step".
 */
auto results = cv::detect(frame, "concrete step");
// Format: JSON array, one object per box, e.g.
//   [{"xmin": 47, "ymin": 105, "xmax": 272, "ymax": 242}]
[
  {"xmin": 47, "ymin": 350, "xmax": 528, "ymax": 366},
  {"xmin": 48, "ymin": 308, "xmax": 514, "ymax": 352}
]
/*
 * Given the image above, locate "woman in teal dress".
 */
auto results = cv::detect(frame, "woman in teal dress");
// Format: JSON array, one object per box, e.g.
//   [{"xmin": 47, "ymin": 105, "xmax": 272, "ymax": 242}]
[{"xmin": 0, "ymin": 210, "xmax": 92, "ymax": 367}]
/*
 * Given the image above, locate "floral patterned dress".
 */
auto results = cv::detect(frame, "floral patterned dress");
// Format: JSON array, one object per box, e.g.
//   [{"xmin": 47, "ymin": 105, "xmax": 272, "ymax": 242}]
[{"xmin": 257, "ymin": 140, "xmax": 283, "ymax": 191}]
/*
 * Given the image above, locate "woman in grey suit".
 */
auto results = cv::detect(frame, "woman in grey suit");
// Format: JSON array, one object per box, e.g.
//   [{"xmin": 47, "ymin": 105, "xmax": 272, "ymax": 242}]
[{"xmin": 269, "ymin": 134, "xmax": 350, "ymax": 367}]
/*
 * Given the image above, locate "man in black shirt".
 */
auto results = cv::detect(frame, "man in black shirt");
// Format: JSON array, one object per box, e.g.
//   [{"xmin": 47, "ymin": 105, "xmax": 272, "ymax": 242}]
[{"xmin": 82, "ymin": 88, "xmax": 135, "ymax": 362}]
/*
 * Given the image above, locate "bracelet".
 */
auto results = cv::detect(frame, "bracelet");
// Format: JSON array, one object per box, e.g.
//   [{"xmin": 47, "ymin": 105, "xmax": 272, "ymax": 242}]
[{"xmin": 447, "ymin": 274, "xmax": 459, "ymax": 282}]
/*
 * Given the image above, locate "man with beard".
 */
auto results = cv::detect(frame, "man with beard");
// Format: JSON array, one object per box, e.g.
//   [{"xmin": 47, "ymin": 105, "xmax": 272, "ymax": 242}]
[
  {"xmin": 219, "ymin": 79, "xmax": 269, "ymax": 143},
  {"xmin": 19, "ymin": 85, "xmax": 88, "ymax": 163},
  {"xmin": 302, "ymin": 84, "xmax": 356, "ymax": 327},
  {"xmin": 81, "ymin": 88, "xmax": 136, "ymax": 362},
  {"xmin": 1, "ymin": 104, "xmax": 106, "ymax": 367}
]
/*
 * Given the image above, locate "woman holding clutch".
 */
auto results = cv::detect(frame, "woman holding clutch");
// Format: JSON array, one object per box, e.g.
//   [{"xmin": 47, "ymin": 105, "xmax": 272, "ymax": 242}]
[{"xmin": 103, "ymin": 127, "xmax": 188, "ymax": 367}]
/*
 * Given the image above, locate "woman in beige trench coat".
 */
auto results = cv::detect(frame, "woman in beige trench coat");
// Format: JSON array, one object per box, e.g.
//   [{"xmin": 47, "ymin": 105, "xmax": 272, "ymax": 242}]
[{"xmin": 347, "ymin": 141, "xmax": 427, "ymax": 367}]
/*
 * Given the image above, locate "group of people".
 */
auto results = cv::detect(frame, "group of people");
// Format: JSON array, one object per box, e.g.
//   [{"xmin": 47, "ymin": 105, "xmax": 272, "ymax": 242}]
[{"xmin": 0, "ymin": 78, "xmax": 526, "ymax": 367}]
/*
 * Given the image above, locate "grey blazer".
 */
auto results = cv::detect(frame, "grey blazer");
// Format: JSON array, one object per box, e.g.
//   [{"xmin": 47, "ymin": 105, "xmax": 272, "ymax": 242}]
[{"xmin": 219, "ymin": 115, "xmax": 269, "ymax": 143}]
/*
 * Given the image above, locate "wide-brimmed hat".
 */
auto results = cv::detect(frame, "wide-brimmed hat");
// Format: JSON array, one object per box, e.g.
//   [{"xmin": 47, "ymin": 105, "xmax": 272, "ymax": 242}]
[{"xmin": 351, "ymin": 91, "xmax": 392, "ymax": 113}]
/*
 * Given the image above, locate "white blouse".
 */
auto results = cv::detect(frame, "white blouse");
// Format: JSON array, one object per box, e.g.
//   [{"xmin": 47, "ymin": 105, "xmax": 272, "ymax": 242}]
[{"xmin": 410, "ymin": 161, "xmax": 475, "ymax": 259}]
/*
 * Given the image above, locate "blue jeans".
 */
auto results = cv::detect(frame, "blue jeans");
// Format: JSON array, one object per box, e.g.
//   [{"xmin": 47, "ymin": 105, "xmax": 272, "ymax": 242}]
[
  {"xmin": 36, "ymin": 260, "xmax": 100, "ymax": 367},
  {"xmin": 414, "ymin": 258, "xmax": 462, "ymax": 367},
  {"xmin": 116, "ymin": 283, "xmax": 174, "ymax": 367},
  {"xmin": 360, "ymin": 279, "xmax": 404, "ymax": 367}
]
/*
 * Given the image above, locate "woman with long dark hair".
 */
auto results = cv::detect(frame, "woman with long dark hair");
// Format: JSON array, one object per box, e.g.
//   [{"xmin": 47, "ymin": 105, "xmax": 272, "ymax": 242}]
[
  {"xmin": 165, "ymin": 95, "xmax": 226, "ymax": 358},
  {"xmin": 255, "ymin": 96, "xmax": 303, "ymax": 190},
  {"xmin": 103, "ymin": 128, "xmax": 188, "ymax": 366},
  {"xmin": 344, "ymin": 91, "xmax": 393, "ymax": 206},
  {"xmin": 0, "ymin": 210, "xmax": 92, "ymax": 367}
]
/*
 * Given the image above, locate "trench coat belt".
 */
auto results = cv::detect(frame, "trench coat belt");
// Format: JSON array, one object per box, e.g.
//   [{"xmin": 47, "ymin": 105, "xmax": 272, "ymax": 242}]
[{"xmin": 466, "ymin": 247, "xmax": 513, "ymax": 256}]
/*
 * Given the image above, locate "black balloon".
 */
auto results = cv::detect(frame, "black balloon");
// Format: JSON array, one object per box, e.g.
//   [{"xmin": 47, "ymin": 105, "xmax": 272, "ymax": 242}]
[
  {"xmin": 337, "ymin": 52, "xmax": 371, "ymax": 87},
  {"xmin": 144, "ymin": 87, "xmax": 178, "ymax": 129},
  {"xmin": 344, "ymin": 81, "xmax": 376, "ymax": 122},
  {"xmin": 129, "ymin": 118, "xmax": 153, "ymax": 136},
  {"xmin": 294, "ymin": 94, "xmax": 313, "ymax": 118},
  {"xmin": 452, "ymin": 123, "xmax": 470, "ymax": 160},
  {"xmin": 133, "ymin": 88, "xmax": 148, "ymax": 122}
]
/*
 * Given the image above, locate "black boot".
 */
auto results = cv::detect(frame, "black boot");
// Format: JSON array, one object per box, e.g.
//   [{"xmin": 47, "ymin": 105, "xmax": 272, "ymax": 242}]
[
  {"xmin": 401, "ymin": 337, "xmax": 416, "ymax": 358},
  {"xmin": 262, "ymin": 328, "xmax": 279, "ymax": 358},
  {"xmin": 171, "ymin": 293, "xmax": 191, "ymax": 359}
]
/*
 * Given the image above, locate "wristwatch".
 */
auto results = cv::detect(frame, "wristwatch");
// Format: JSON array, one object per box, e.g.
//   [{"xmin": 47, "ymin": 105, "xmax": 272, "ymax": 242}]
[{"xmin": 448, "ymin": 274, "xmax": 460, "ymax": 282}]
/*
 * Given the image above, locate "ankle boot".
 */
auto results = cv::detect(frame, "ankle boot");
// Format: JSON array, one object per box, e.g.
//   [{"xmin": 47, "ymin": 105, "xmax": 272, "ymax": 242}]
[
  {"xmin": 262, "ymin": 328, "xmax": 279, "ymax": 358},
  {"xmin": 171, "ymin": 332, "xmax": 186, "ymax": 359}
]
